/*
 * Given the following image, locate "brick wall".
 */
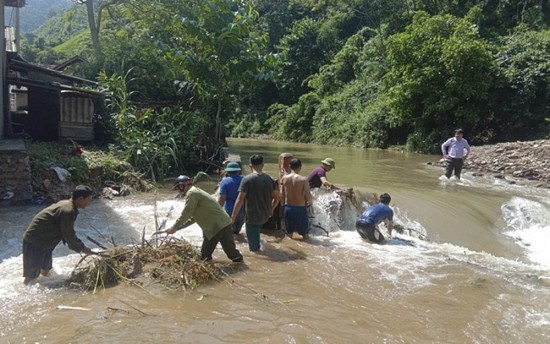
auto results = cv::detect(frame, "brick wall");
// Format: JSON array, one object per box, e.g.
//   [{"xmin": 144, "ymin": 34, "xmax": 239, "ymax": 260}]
[{"xmin": 0, "ymin": 139, "xmax": 32, "ymax": 205}]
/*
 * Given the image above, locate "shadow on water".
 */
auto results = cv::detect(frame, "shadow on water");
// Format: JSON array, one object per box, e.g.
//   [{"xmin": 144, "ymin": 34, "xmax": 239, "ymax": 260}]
[{"xmin": 251, "ymin": 246, "xmax": 308, "ymax": 262}]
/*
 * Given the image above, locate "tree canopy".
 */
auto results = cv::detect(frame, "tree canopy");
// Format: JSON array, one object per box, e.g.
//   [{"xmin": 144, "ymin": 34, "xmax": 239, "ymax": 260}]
[{"xmin": 20, "ymin": 0, "xmax": 550, "ymax": 167}]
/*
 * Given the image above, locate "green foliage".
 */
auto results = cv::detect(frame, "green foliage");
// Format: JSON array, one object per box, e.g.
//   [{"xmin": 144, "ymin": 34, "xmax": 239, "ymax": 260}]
[
  {"xmin": 276, "ymin": 17, "xmax": 327, "ymax": 103},
  {"xmin": 23, "ymin": 0, "xmax": 550, "ymax": 157},
  {"xmin": 81, "ymin": 147, "xmax": 131, "ymax": 182},
  {"xmin": 19, "ymin": 0, "xmax": 73, "ymax": 33},
  {"xmin": 26, "ymin": 141, "xmax": 130, "ymax": 186},
  {"xmin": 311, "ymin": 77, "xmax": 391, "ymax": 148},
  {"xmin": 134, "ymin": 0, "xmax": 272, "ymax": 140},
  {"xmin": 490, "ymin": 26, "xmax": 550, "ymax": 140},
  {"xmin": 308, "ymin": 32, "xmax": 366, "ymax": 95},
  {"xmin": 266, "ymin": 92, "xmax": 320, "ymax": 142},
  {"xmin": 20, "ymin": 3, "xmax": 88, "ymax": 64},
  {"xmin": 26, "ymin": 141, "xmax": 89, "ymax": 184},
  {"xmin": 99, "ymin": 70, "xmax": 209, "ymax": 182},
  {"xmin": 383, "ymin": 11, "xmax": 494, "ymax": 152}
]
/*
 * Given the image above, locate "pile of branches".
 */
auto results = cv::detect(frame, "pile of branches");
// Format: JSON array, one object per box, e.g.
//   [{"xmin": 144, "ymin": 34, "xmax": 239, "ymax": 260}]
[{"xmin": 69, "ymin": 237, "xmax": 223, "ymax": 293}]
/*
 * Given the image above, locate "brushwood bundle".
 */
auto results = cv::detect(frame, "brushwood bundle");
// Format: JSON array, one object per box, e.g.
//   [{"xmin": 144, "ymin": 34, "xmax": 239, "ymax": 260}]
[{"xmin": 69, "ymin": 237, "xmax": 224, "ymax": 292}]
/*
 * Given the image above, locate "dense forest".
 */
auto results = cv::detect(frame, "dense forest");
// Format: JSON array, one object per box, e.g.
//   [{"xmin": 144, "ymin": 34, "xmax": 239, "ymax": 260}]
[{"xmin": 19, "ymin": 0, "xmax": 550, "ymax": 178}]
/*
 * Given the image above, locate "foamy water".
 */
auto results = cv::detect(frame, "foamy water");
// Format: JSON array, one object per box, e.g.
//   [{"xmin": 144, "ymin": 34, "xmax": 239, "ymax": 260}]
[{"xmin": 1, "ymin": 142, "xmax": 550, "ymax": 342}]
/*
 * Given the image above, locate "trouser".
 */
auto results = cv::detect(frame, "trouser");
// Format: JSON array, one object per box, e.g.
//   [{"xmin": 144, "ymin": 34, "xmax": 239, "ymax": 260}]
[
  {"xmin": 245, "ymin": 224, "xmax": 262, "ymax": 251},
  {"xmin": 355, "ymin": 221, "xmax": 385, "ymax": 244},
  {"xmin": 284, "ymin": 205, "xmax": 309, "ymax": 236},
  {"xmin": 445, "ymin": 158, "xmax": 464, "ymax": 179},
  {"xmin": 201, "ymin": 224, "xmax": 243, "ymax": 262},
  {"xmin": 22, "ymin": 239, "xmax": 54, "ymax": 279},
  {"xmin": 232, "ymin": 210, "xmax": 245, "ymax": 234}
]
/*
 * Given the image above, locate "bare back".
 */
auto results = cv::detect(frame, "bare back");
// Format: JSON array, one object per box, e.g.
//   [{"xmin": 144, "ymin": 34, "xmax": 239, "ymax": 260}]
[{"xmin": 282, "ymin": 173, "xmax": 313, "ymax": 206}]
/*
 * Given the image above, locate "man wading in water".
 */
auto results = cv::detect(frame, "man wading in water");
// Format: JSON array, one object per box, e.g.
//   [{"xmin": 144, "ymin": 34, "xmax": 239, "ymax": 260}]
[
  {"xmin": 166, "ymin": 175, "xmax": 243, "ymax": 263},
  {"xmin": 355, "ymin": 193, "xmax": 394, "ymax": 244},
  {"xmin": 231, "ymin": 154, "xmax": 279, "ymax": 252},
  {"xmin": 22, "ymin": 185, "xmax": 97, "ymax": 285},
  {"xmin": 441, "ymin": 128, "xmax": 471, "ymax": 180},
  {"xmin": 282, "ymin": 158, "xmax": 313, "ymax": 240}
]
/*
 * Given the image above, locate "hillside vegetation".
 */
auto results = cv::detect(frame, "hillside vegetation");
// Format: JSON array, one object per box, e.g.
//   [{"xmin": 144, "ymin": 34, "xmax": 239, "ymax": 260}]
[
  {"xmin": 17, "ymin": 0, "xmax": 550, "ymax": 181},
  {"xmin": 12, "ymin": 0, "xmax": 71, "ymax": 33}
]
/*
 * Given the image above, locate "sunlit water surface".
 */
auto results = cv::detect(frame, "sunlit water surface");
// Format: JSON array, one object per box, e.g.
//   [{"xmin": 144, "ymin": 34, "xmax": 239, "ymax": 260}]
[{"xmin": 1, "ymin": 138, "xmax": 549, "ymax": 343}]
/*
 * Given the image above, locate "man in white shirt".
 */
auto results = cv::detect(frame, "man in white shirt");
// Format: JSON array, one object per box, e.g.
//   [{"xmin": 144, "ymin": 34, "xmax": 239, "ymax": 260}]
[{"xmin": 441, "ymin": 128, "xmax": 471, "ymax": 180}]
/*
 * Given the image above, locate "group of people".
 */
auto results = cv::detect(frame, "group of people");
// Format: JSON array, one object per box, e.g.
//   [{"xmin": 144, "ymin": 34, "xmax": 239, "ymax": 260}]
[
  {"xmin": 167, "ymin": 152, "xmax": 395, "ymax": 263},
  {"xmin": 21, "ymin": 129, "xmax": 467, "ymax": 284}
]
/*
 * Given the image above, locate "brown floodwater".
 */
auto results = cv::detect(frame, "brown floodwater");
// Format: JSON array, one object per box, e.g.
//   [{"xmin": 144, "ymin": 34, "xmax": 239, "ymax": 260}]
[{"xmin": 1, "ymin": 138, "xmax": 549, "ymax": 343}]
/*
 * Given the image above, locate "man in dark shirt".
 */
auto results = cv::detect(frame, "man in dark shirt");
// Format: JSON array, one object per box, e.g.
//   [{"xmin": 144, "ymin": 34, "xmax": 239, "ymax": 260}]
[
  {"xmin": 307, "ymin": 158, "xmax": 336, "ymax": 189},
  {"xmin": 22, "ymin": 185, "xmax": 96, "ymax": 285},
  {"xmin": 231, "ymin": 154, "xmax": 279, "ymax": 252}
]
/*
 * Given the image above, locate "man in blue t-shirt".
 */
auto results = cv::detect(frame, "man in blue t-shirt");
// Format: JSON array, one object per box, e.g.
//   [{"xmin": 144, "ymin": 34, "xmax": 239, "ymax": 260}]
[
  {"xmin": 218, "ymin": 161, "xmax": 245, "ymax": 234},
  {"xmin": 355, "ymin": 193, "xmax": 394, "ymax": 244}
]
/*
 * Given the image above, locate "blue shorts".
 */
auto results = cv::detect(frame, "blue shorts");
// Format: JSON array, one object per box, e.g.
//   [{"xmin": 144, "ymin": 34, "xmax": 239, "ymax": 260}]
[{"xmin": 284, "ymin": 205, "xmax": 309, "ymax": 236}]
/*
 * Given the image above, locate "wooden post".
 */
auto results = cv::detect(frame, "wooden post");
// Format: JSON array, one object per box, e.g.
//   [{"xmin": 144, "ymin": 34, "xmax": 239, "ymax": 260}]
[{"xmin": 0, "ymin": 0, "xmax": 5, "ymax": 140}]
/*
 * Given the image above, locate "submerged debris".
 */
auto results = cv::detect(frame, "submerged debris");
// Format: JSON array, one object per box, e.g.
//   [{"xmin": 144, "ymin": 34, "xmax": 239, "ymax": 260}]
[{"xmin": 69, "ymin": 237, "xmax": 225, "ymax": 292}]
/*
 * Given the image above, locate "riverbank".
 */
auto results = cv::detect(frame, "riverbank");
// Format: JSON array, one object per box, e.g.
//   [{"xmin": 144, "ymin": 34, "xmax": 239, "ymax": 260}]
[{"xmin": 433, "ymin": 139, "xmax": 550, "ymax": 188}]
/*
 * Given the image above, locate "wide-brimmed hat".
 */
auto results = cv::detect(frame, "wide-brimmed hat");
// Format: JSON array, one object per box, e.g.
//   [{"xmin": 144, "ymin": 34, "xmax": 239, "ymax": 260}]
[
  {"xmin": 225, "ymin": 161, "xmax": 241, "ymax": 172},
  {"xmin": 321, "ymin": 158, "xmax": 336, "ymax": 169}
]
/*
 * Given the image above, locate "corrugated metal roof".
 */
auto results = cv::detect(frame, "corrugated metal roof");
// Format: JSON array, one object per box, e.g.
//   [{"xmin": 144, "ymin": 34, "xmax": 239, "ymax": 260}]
[{"xmin": 5, "ymin": 1, "xmax": 25, "ymax": 8}]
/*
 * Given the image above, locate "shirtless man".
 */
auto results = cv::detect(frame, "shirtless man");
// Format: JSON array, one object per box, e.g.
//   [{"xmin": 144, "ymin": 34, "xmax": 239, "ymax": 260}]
[{"xmin": 282, "ymin": 158, "xmax": 313, "ymax": 239}]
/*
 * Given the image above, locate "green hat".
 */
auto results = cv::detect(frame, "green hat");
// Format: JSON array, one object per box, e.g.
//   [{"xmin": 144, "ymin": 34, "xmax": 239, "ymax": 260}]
[
  {"xmin": 225, "ymin": 161, "xmax": 241, "ymax": 172},
  {"xmin": 321, "ymin": 158, "xmax": 335, "ymax": 169}
]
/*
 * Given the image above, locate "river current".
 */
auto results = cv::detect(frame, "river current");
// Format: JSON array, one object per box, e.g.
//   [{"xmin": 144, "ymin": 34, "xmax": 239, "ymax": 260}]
[{"xmin": 0, "ymin": 138, "xmax": 549, "ymax": 343}]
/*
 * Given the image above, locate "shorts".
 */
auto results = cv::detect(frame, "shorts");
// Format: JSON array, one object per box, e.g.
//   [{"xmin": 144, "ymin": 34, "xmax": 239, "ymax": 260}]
[
  {"xmin": 22, "ymin": 239, "xmax": 54, "ymax": 279},
  {"xmin": 284, "ymin": 205, "xmax": 309, "ymax": 236},
  {"xmin": 355, "ymin": 221, "xmax": 385, "ymax": 244}
]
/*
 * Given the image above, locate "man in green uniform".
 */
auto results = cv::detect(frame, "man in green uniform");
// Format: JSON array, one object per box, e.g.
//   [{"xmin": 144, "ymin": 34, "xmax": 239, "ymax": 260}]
[
  {"xmin": 23, "ymin": 185, "xmax": 96, "ymax": 285},
  {"xmin": 166, "ymin": 175, "xmax": 243, "ymax": 263}
]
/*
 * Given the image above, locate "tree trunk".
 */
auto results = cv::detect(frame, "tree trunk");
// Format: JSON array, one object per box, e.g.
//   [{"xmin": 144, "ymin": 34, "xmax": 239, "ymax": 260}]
[
  {"xmin": 84, "ymin": 0, "xmax": 101, "ymax": 56},
  {"xmin": 216, "ymin": 96, "xmax": 222, "ymax": 141}
]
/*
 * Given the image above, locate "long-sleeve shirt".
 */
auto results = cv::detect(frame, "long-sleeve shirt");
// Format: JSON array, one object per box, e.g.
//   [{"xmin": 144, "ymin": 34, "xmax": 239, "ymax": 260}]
[
  {"xmin": 441, "ymin": 138, "xmax": 470, "ymax": 159},
  {"xmin": 23, "ymin": 199, "xmax": 85, "ymax": 252},
  {"xmin": 172, "ymin": 186, "xmax": 232, "ymax": 240}
]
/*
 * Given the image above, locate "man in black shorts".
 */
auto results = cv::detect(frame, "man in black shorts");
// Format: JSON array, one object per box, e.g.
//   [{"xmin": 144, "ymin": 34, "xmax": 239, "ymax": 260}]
[
  {"xmin": 355, "ymin": 193, "xmax": 394, "ymax": 244},
  {"xmin": 22, "ymin": 185, "xmax": 96, "ymax": 285}
]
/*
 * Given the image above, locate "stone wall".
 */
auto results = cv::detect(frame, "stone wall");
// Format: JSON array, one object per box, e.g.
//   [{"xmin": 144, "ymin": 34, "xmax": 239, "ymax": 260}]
[{"xmin": 0, "ymin": 139, "xmax": 32, "ymax": 205}]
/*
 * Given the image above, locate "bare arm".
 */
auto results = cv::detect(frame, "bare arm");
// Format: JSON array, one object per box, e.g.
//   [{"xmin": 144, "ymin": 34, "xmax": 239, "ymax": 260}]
[
  {"xmin": 280, "ymin": 176, "xmax": 287, "ymax": 205},
  {"xmin": 304, "ymin": 182, "xmax": 313, "ymax": 206},
  {"xmin": 386, "ymin": 220, "xmax": 393, "ymax": 237},
  {"xmin": 231, "ymin": 192, "xmax": 246, "ymax": 222},
  {"xmin": 320, "ymin": 176, "xmax": 332, "ymax": 189},
  {"xmin": 217, "ymin": 194, "xmax": 226, "ymax": 207},
  {"xmin": 271, "ymin": 190, "xmax": 280, "ymax": 216}
]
